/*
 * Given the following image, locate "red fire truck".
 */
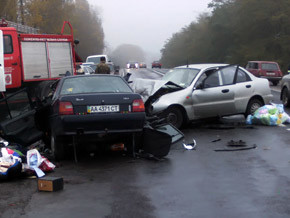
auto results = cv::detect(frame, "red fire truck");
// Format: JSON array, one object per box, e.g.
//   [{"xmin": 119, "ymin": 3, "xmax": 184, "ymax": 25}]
[
  {"xmin": 0, "ymin": 18, "xmax": 79, "ymax": 98},
  {"xmin": 0, "ymin": 19, "xmax": 80, "ymax": 147}
]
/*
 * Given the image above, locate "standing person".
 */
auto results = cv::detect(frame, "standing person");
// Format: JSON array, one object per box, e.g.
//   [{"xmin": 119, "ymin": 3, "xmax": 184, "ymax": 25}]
[{"xmin": 95, "ymin": 56, "xmax": 110, "ymax": 74}]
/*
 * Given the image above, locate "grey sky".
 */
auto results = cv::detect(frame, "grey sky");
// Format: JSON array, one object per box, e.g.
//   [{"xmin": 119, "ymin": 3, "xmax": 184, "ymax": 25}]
[{"xmin": 88, "ymin": 0, "xmax": 212, "ymax": 58}]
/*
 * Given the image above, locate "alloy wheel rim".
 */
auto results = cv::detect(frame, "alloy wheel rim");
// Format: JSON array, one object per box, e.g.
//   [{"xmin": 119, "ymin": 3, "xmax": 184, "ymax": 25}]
[
  {"xmin": 168, "ymin": 112, "xmax": 178, "ymax": 125},
  {"xmin": 250, "ymin": 103, "xmax": 260, "ymax": 114}
]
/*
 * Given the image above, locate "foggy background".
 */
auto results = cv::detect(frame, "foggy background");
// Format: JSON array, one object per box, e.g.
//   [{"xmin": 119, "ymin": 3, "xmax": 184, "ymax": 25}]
[{"xmin": 88, "ymin": 0, "xmax": 211, "ymax": 64}]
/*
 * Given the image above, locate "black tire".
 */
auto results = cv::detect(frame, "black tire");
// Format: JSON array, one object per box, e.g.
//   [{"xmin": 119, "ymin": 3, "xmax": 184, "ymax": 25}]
[
  {"xmin": 165, "ymin": 107, "xmax": 184, "ymax": 129},
  {"xmin": 245, "ymin": 98, "xmax": 263, "ymax": 117},
  {"xmin": 282, "ymin": 87, "xmax": 290, "ymax": 107},
  {"xmin": 51, "ymin": 132, "xmax": 65, "ymax": 161}
]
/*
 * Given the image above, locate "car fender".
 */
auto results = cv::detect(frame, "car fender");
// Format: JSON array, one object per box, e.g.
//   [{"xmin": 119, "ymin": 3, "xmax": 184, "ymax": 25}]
[
  {"xmin": 152, "ymin": 88, "xmax": 193, "ymax": 116},
  {"xmin": 250, "ymin": 77, "xmax": 273, "ymax": 104},
  {"xmin": 280, "ymin": 75, "xmax": 290, "ymax": 100}
]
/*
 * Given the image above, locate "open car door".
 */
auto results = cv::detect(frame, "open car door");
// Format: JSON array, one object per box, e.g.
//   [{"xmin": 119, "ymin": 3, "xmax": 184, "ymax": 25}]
[{"xmin": 0, "ymin": 89, "xmax": 43, "ymax": 146}]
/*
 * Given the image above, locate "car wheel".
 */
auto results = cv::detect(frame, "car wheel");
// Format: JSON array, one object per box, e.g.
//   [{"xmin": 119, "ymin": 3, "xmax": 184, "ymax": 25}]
[
  {"xmin": 245, "ymin": 98, "xmax": 263, "ymax": 117},
  {"xmin": 51, "ymin": 132, "xmax": 65, "ymax": 161},
  {"xmin": 282, "ymin": 87, "xmax": 290, "ymax": 107},
  {"xmin": 165, "ymin": 107, "xmax": 184, "ymax": 129}
]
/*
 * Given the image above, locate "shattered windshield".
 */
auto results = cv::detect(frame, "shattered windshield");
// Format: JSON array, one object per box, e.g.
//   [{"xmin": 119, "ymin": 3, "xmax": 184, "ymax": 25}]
[{"xmin": 162, "ymin": 68, "xmax": 200, "ymax": 88}]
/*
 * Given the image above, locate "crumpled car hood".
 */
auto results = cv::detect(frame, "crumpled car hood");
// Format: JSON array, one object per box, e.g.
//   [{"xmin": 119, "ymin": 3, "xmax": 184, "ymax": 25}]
[
  {"xmin": 130, "ymin": 78, "xmax": 182, "ymax": 104},
  {"xmin": 130, "ymin": 78, "xmax": 168, "ymax": 102}
]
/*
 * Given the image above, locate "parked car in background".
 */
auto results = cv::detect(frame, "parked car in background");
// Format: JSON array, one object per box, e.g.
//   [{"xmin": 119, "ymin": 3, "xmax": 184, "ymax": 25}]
[
  {"xmin": 83, "ymin": 66, "xmax": 95, "ymax": 75},
  {"xmin": 79, "ymin": 62, "xmax": 117, "ymax": 75},
  {"xmin": 77, "ymin": 62, "xmax": 95, "ymax": 75},
  {"xmin": 131, "ymin": 64, "xmax": 273, "ymax": 129},
  {"xmin": 86, "ymin": 54, "xmax": 111, "ymax": 64},
  {"xmin": 280, "ymin": 74, "xmax": 290, "ymax": 107},
  {"xmin": 127, "ymin": 61, "xmax": 139, "ymax": 69},
  {"xmin": 152, "ymin": 61, "xmax": 162, "ymax": 68},
  {"xmin": 48, "ymin": 74, "xmax": 146, "ymax": 160},
  {"xmin": 139, "ymin": 62, "xmax": 147, "ymax": 68},
  {"xmin": 245, "ymin": 61, "xmax": 283, "ymax": 86}
]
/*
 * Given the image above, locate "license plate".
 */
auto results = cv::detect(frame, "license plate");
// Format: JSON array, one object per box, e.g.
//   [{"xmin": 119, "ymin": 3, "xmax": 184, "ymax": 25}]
[
  {"xmin": 266, "ymin": 72, "xmax": 275, "ymax": 75},
  {"xmin": 87, "ymin": 105, "xmax": 119, "ymax": 113}
]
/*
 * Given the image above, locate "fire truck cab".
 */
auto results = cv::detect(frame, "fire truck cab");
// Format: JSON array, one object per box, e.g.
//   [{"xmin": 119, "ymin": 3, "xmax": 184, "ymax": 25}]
[{"xmin": 0, "ymin": 19, "xmax": 77, "ymax": 94}]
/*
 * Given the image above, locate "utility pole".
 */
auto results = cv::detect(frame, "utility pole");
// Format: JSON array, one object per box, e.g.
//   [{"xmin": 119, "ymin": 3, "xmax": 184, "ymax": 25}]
[{"xmin": 19, "ymin": 0, "xmax": 25, "ymax": 25}]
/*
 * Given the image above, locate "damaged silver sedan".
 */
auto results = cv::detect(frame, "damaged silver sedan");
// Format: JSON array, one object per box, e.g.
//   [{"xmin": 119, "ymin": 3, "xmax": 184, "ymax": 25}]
[{"xmin": 131, "ymin": 64, "xmax": 273, "ymax": 129}]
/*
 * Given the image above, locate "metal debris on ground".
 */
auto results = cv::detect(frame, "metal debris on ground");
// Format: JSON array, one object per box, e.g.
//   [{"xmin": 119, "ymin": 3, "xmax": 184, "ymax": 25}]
[
  {"xmin": 183, "ymin": 139, "xmax": 197, "ymax": 150},
  {"xmin": 227, "ymin": 140, "xmax": 247, "ymax": 147},
  {"xmin": 214, "ymin": 144, "xmax": 257, "ymax": 152},
  {"xmin": 211, "ymin": 138, "xmax": 221, "ymax": 143}
]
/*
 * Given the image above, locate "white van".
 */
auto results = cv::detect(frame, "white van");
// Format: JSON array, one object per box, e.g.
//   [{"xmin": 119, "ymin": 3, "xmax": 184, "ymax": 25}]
[{"xmin": 85, "ymin": 54, "xmax": 111, "ymax": 64}]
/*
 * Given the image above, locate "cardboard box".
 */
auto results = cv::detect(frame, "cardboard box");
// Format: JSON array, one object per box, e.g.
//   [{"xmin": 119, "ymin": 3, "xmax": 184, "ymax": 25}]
[{"xmin": 38, "ymin": 176, "xmax": 63, "ymax": 192}]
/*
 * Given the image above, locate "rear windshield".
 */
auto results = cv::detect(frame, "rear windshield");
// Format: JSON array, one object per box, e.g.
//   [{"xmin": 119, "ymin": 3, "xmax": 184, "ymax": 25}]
[
  {"xmin": 87, "ymin": 57, "xmax": 101, "ymax": 64},
  {"xmin": 60, "ymin": 76, "xmax": 132, "ymax": 95},
  {"xmin": 162, "ymin": 68, "xmax": 200, "ymax": 88},
  {"xmin": 261, "ymin": 63, "xmax": 279, "ymax": 71}
]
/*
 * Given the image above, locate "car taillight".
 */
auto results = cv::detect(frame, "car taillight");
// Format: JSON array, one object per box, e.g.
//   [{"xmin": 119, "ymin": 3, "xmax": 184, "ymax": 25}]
[
  {"xmin": 59, "ymin": 101, "xmax": 74, "ymax": 115},
  {"xmin": 132, "ymin": 99, "xmax": 145, "ymax": 112}
]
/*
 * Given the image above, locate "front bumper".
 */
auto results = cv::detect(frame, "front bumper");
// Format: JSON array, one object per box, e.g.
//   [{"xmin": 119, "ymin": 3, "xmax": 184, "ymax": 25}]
[{"xmin": 260, "ymin": 76, "xmax": 282, "ymax": 82}]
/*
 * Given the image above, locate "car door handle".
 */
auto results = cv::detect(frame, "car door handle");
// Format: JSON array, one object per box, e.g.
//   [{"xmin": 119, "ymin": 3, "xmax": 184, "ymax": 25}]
[
  {"xmin": 246, "ymin": 85, "xmax": 251, "ymax": 88},
  {"xmin": 222, "ymin": 89, "xmax": 229, "ymax": 93}
]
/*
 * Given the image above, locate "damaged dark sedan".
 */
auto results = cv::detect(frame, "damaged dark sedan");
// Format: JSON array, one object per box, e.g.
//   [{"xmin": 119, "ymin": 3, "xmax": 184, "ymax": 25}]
[{"xmin": 47, "ymin": 74, "xmax": 146, "ymax": 160}]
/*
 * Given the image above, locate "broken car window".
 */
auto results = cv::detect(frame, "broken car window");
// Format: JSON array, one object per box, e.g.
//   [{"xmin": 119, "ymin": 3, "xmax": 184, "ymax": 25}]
[
  {"xmin": 203, "ymin": 70, "xmax": 221, "ymax": 88},
  {"xmin": 0, "ymin": 90, "xmax": 32, "ymax": 122},
  {"xmin": 220, "ymin": 66, "xmax": 236, "ymax": 85}
]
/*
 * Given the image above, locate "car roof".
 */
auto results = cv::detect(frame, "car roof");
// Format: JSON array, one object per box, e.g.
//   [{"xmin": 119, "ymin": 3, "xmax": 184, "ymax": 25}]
[
  {"xmin": 62, "ymin": 74, "xmax": 122, "ymax": 80},
  {"xmin": 248, "ymin": 61, "xmax": 279, "ymax": 64},
  {"xmin": 87, "ymin": 54, "xmax": 108, "ymax": 58},
  {"xmin": 175, "ymin": 63, "xmax": 228, "ymax": 70}
]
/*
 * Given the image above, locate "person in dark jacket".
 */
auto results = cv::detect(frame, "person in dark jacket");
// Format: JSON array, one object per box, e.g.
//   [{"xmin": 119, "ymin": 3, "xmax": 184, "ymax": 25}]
[{"xmin": 95, "ymin": 56, "xmax": 110, "ymax": 74}]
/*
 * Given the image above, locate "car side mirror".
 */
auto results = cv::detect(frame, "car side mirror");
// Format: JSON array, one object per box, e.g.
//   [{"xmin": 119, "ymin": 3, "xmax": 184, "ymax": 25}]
[{"xmin": 74, "ymin": 39, "xmax": 79, "ymax": 45}]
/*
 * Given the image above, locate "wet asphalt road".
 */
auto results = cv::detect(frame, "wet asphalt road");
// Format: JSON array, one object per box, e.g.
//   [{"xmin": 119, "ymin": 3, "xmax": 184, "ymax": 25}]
[{"xmin": 1, "ymin": 69, "xmax": 290, "ymax": 218}]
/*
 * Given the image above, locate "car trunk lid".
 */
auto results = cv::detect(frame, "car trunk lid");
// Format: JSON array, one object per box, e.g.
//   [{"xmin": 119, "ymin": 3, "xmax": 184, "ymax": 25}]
[{"xmin": 59, "ymin": 93, "xmax": 142, "ymax": 115}]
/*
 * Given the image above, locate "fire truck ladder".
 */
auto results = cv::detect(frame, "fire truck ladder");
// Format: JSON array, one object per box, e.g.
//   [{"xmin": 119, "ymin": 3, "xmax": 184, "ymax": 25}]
[{"xmin": 0, "ymin": 18, "xmax": 39, "ymax": 34}]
